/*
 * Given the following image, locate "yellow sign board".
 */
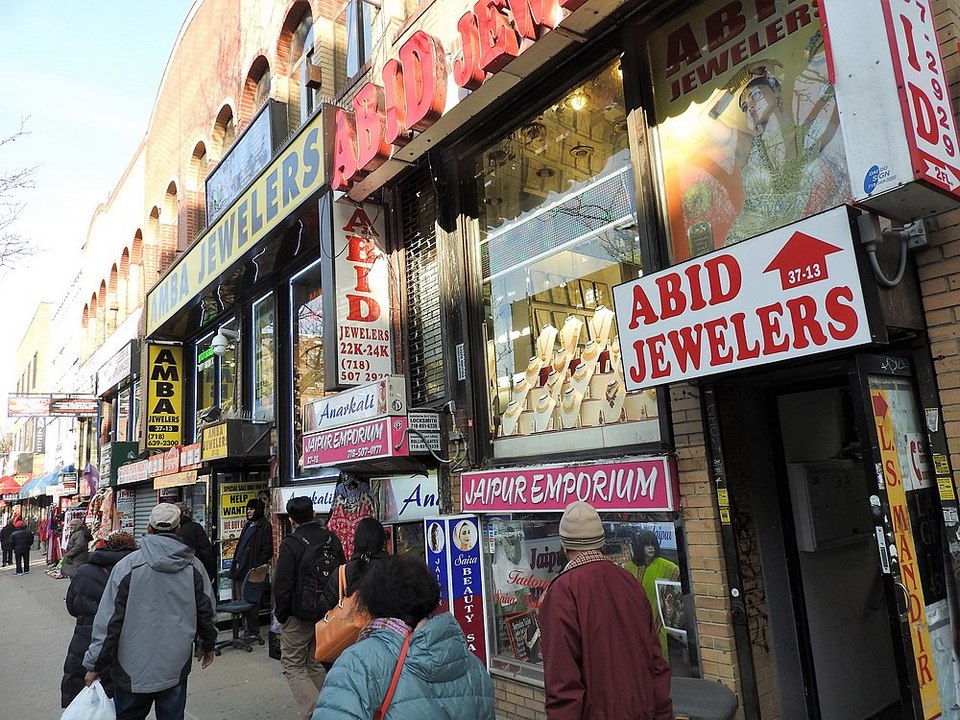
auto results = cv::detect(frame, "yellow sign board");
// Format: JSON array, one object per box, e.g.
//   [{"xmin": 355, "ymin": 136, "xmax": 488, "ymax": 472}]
[
  {"xmin": 873, "ymin": 389, "xmax": 941, "ymax": 719},
  {"xmin": 145, "ymin": 345, "xmax": 183, "ymax": 450},
  {"xmin": 202, "ymin": 423, "xmax": 229, "ymax": 461},
  {"xmin": 153, "ymin": 470, "xmax": 198, "ymax": 490},
  {"xmin": 220, "ymin": 481, "xmax": 268, "ymax": 565},
  {"xmin": 147, "ymin": 110, "xmax": 329, "ymax": 333}
]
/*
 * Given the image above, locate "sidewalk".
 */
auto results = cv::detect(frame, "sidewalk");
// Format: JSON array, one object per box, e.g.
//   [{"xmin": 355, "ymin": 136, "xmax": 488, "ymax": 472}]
[{"xmin": 0, "ymin": 555, "xmax": 297, "ymax": 719}]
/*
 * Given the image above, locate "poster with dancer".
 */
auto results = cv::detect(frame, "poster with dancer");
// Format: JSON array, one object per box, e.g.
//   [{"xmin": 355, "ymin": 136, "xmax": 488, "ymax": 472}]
[{"xmin": 647, "ymin": 0, "xmax": 851, "ymax": 262}]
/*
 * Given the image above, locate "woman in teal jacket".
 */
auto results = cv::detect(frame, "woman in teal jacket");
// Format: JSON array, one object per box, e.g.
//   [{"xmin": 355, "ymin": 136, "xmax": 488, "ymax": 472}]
[{"xmin": 312, "ymin": 555, "xmax": 494, "ymax": 719}]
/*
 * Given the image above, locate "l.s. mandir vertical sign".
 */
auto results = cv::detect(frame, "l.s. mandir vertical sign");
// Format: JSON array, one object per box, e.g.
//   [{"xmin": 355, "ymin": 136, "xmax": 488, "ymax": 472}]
[{"xmin": 331, "ymin": 0, "xmax": 588, "ymax": 190}]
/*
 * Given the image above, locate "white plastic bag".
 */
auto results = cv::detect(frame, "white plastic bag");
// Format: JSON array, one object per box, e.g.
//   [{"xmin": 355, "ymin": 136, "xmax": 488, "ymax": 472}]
[{"xmin": 60, "ymin": 680, "xmax": 116, "ymax": 720}]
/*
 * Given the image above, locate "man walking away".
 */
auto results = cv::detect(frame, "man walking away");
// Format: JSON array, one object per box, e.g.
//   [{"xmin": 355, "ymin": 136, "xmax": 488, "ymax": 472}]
[
  {"xmin": 274, "ymin": 496, "xmax": 345, "ymax": 720},
  {"xmin": 82, "ymin": 503, "xmax": 217, "ymax": 720},
  {"xmin": 1, "ymin": 517, "xmax": 15, "ymax": 567},
  {"xmin": 11, "ymin": 519, "xmax": 34, "ymax": 575},
  {"xmin": 175, "ymin": 502, "xmax": 216, "ymax": 582},
  {"xmin": 538, "ymin": 500, "xmax": 672, "ymax": 720}
]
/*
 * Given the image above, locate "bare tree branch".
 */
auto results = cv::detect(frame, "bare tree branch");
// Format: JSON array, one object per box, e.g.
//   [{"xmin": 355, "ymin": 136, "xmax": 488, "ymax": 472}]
[{"xmin": 0, "ymin": 118, "xmax": 37, "ymax": 271}]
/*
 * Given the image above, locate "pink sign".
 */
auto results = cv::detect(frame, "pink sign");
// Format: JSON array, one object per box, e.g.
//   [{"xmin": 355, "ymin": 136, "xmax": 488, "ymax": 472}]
[
  {"xmin": 461, "ymin": 458, "xmax": 676, "ymax": 513},
  {"xmin": 302, "ymin": 416, "xmax": 409, "ymax": 467}
]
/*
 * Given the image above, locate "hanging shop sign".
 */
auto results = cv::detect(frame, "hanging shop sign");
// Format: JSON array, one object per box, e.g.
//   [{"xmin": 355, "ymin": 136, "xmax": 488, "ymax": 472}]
[
  {"xmin": 425, "ymin": 515, "xmax": 488, "ymax": 665},
  {"xmin": 154, "ymin": 470, "xmax": 199, "ymax": 490},
  {"xmin": 201, "ymin": 420, "xmax": 272, "ymax": 461},
  {"xmin": 33, "ymin": 421, "xmax": 45, "ymax": 454},
  {"xmin": 330, "ymin": 0, "xmax": 590, "ymax": 191},
  {"xmin": 147, "ymin": 108, "xmax": 331, "ymax": 334},
  {"xmin": 612, "ymin": 207, "xmax": 874, "ymax": 389},
  {"xmin": 304, "ymin": 375, "xmax": 406, "ymax": 434},
  {"xmin": 378, "ymin": 473, "xmax": 440, "ymax": 523},
  {"xmin": 97, "ymin": 340, "xmax": 140, "ymax": 394},
  {"xmin": 821, "ymin": 0, "xmax": 960, "ymax": 217},
  {"xmin": 117, "ymin": 459, "xmax": 149, "ymax": 486},
  {"xmin": 272, "ymin": 484, "xmax": 336, "ymax": 515},
  {"xmin": 462, "ymin": 457, "xmax": 676, "ymax": 513},
  {"xmin": 145, "ymin": 344, "xmax": 183, "ymax": 449},
  {"xmin": 7, "ymin": 394, "xmax": 98, "ymax": 417},
  {"xmin": 303, "ymin": 416, "xmax": 410, "ymax": 467},
  {"xmin": 327, "ymin": 198, "xmax": 393, "ymax": 388}
]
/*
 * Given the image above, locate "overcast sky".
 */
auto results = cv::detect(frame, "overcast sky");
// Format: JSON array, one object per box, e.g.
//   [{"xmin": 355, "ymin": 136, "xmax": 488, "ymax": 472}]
[{"xmin": 0, "ymin": 1, "xmax": 194, "ymax": 428}]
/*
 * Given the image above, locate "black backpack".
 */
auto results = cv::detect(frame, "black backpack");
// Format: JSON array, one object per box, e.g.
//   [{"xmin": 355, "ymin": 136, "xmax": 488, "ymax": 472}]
[{"xmin": 293, "ymin": 533, "xmax": 342, "ymax": 621}]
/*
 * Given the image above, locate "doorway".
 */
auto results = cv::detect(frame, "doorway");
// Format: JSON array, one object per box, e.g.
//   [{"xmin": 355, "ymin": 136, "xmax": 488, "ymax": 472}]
[{"xmin": 715, "ymin": 355, "xmax": 955, "ymax": 719}]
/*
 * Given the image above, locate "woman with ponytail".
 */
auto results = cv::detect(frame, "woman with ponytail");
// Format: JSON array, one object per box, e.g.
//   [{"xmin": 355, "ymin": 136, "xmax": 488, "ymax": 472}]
[{"xmin": 322, "ymin": 517, "xmax": 388, "ymax": 610}]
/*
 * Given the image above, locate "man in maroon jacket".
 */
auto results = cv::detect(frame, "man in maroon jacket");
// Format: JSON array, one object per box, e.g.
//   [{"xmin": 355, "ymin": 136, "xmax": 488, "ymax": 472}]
[{"xmin": 539, "ymin": 500, "xmax": 672, "ymax": 720}]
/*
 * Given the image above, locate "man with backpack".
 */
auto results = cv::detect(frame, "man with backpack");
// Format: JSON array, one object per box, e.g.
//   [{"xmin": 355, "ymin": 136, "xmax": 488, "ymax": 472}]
[{"xmin": 273, "ymin": 496, "xmax": 345, "ymax": 720}]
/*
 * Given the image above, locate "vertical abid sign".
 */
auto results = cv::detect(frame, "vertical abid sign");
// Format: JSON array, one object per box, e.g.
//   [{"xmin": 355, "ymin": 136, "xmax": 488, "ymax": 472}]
[
  {"xmin": 332, "ymin": 198, "xmax": 392, "ymax": 387},
  {"xmin": 145, "ymin": 344, "xmax": 183, "ymax": 449}
]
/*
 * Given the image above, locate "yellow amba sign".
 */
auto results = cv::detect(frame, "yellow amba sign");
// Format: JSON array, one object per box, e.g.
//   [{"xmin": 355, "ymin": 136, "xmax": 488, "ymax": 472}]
[{"xmin": 147, "ymin": 111, "xmax": 329, "ymax": 334}]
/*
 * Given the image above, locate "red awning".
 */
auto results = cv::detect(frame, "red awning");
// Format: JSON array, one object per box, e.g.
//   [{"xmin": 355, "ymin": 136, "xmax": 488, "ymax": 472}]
[{"xmin": 0, "ymin": 476, "xmax": 22, "ymax": 494}]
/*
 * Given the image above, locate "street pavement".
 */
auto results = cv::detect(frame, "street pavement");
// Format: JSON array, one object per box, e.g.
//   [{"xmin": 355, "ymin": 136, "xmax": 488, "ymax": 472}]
[{"xmin": 0, "ymin": 554, "xmax": 299, "ymax": 719}]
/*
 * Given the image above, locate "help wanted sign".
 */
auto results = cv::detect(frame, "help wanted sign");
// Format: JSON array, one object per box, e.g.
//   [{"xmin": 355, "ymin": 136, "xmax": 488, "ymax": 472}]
[{"xmin": 612, "ymin": 207, "xmax": 873, "ymax": 390}]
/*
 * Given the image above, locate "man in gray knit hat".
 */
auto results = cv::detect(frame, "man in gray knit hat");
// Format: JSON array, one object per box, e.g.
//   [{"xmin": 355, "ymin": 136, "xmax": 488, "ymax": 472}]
[{"xmin": 538, "ymin": 500, "xmax": 672, "ymax": 720}]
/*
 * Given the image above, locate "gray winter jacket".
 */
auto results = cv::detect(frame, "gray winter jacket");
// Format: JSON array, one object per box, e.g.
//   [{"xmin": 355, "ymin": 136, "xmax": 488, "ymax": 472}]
[{"xmin": 83, "ymin": 533, "xmax": 217, "ymax": 693}]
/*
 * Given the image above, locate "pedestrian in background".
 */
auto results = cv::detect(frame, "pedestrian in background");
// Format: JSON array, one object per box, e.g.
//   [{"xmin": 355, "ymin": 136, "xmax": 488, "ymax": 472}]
[
  {"xmin": 228, "ymin": 498, "xmax": 273, "ymax": 640},
  {"xmin": 11, "ymin": 519, "xmax": 34, "ymax": 575},
  {"xmin": 83, "ymin": 503, "xmax": 217, "ymax": 720},
  {"xmin": 60, "ymin": 531, "xmax": 138, "ymax": 708},
  {"xmin": 322, "ymin": 516, "xmax": 387, "ymax": 610},
  {"xmin": 61, "ymin": 519, "xmax": 93, "ymax": 579},
  {"xmin": 274, "ymin": 496, "xmax": 345, "ymax": 720},
  {"xmin": 538, "ymin": 500, "xmax": 672, "ymax": 720},
  {"xmin": 313, "ymin": 554, "xmax": 495, "ymax": 719},
  {"xmin": 175, "ymin": 502, "xmax": 216, "ymax": 582},
  {"xmin": 0, "ymin": 517, "xmax": 14, "ymax": 567}
]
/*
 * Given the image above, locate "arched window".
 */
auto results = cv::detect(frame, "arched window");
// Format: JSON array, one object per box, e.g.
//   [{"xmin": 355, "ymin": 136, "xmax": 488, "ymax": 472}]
[
  {"xmin": 242, "ymin": 57, "xmax": 272, "ymax": 123},
  {"xmin": 287, "ymin": 6, "xmax": 319, "ymax": 129},
  {"xmin": 130, "ymin": 231, "xmax": 144, "ymax": 310},
  {"xmin": 118, "ymin": 247, "xmax": 130, "ymax": 320},
  {"xmin": 107, "ymin": 264, "xmax": 119, "ymax": 333},
  {"xmin": 188, "ymin": 141, "xmax": 209, "ymax": 238},
  {"xmin": 213, "ymin": 104, "xmax": 236, "ymax": 157},
  {"xmin": 97, "ymin": 280, "xmax": 107, "ymax": 346}
]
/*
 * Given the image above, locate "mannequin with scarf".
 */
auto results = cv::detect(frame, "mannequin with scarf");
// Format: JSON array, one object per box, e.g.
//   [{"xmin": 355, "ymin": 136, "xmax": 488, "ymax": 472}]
[{"xmin": 229, "ymin": 498, "xmax": 273, "ymax": 638}]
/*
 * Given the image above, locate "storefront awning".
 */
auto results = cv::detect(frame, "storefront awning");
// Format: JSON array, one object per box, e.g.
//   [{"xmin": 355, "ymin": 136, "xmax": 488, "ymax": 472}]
[
  {"xmin": 20, "ymin": 470, "xmax": 60, "ymax": 498},
  {"xmin": 0, "ymin": 476, "xmax": 21, "ymax": 494}
]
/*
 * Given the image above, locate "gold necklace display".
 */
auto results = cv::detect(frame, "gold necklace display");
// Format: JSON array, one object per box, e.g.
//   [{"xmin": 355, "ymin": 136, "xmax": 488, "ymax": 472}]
[{"xmin": 558, "ymin": 388, "xmax": 583, "ymax": 429}]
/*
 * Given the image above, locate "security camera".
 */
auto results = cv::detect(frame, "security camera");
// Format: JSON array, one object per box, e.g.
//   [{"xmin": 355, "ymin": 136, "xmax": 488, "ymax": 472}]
[
  {"xmin": 211, "ymin": 328, "xmax": 240, "ymax": 357},
  {"xmin": 212, "ymin": 333, "xmax": 229, "ymax": 357}
]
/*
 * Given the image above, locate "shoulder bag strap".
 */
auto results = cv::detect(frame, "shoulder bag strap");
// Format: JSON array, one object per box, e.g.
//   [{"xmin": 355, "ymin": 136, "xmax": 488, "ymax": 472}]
[
  {"xmin": 338, "ymin": 564, "xmax": 347, "ymax": 604},
  {"xmin": 374, "ymin": 632, "xmax": 412, "ymax": 720}
]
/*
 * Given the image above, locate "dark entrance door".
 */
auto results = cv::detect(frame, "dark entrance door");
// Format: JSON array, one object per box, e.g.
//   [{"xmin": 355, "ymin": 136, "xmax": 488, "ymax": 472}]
[{"xmin": 713, "ymin": 353, "xmax": 954, "ymax": 719}]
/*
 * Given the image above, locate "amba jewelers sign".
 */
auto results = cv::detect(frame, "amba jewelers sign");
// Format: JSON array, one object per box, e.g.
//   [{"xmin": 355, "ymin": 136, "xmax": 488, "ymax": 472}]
[{"xmin": 612, "ymin": 206, "xmax": 874, "ymax": 389}]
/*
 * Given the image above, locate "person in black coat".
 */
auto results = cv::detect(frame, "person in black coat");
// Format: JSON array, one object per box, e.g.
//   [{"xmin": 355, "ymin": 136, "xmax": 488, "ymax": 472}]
[
  {"xmin": 0, "ymin": 519, "xmax": 15, "ymax": 566},
  {"xmin": 322, "ymin": 517, "xmax": 388, "ymax": 612},
  {"xmin": 10, "ymin": 520, "xmax": 34, "ymax": 575},
  {"xmin": 175, "ymin": 502, "xmax": 216, "ymax": 581},
  {"xmin": 60, "ymin": 531, "xmax": 138, "ymax": 707},
  {"xmin": 228, "ymin": 498, "xmax": 273, "ymax": 638}
]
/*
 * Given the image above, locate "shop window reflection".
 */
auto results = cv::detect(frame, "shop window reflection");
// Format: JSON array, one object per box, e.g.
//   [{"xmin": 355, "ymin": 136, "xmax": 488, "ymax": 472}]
[
  {"xmin": 253, "ymin": 293, "xmax": 276, "ymax": 422},
  {"xmin": 476, "ymin": 59, "xmax": 659, "ymax": 458},
  {"xmin": 291, "ymin": 261, "xmax": 325, "ymax": 475}
]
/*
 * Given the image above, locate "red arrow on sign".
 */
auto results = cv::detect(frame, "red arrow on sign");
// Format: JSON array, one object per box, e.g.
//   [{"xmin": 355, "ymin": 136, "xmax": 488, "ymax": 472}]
[
  {"xmin": 763, "ymin": 231, "xmax": 843, "ymax": 291},
  {"xmin": 872, "ymin": 391, "xmax": 888, "ymax": 419}
]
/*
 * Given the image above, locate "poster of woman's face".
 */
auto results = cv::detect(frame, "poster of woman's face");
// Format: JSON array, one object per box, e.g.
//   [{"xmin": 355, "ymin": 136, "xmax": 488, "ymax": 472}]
[
  {"xmin": 428, "ymin": 522, "xmax": 445, "ymax": 553},
  {"xmin": 454, "ymin": 520, "xmax": 478, "ymax": 551}
]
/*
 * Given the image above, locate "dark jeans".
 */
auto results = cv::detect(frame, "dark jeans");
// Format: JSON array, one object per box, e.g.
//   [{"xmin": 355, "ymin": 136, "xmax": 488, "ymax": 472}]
[
  {"xmin": 114, "ymin": 680, "xmax": 187, "ymax": 720},
  {"xmin": 232, "ymin": 579, "xmax": 260, "ymax": 636},
  {"xmin": 14, "ymin": 550, "xmax": 29, "ymax": 573},
  {"xmin": 1, "ymin": 548, "xmax": 11, "ymax": 566}
]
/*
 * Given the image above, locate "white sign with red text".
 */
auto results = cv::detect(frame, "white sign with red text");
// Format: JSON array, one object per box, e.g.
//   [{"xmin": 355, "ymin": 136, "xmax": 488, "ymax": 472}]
[
  {"xmin": 882, "ymin": 0, "xmax": 960, "ymax": 195},
  {"xmin": 333, "ymin": 197, "xmax": 393, "ymax": 386},
  {"xmin": 612, "ymin": 207, "xmax": 872, "ymax": 389}
]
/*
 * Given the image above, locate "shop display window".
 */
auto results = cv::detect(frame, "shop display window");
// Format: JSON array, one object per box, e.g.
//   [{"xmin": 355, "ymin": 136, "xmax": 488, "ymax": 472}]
[
  {"xmin": 253, "ymin": 293, "xmax": 276, "ymax": 422},
  {"xmin": 116, "ymin": 387, "xmax": 130, "ymax": 441},
  {"xmin": 291, "ymin": 261, "xmax": 325, "ymax": 476},
  {"xmin": 391, "ymin": 522, "xmax": 425, "ymax": 563},
  {"xmin": 483, "ymin": 514, "xmax": 697, "ymax": 681},
  {"xmin": 476, "ymin": 59, "xmax": 660, "ymax": 458},
  {"xmin": 194, "ymin": 318, "xmax": 239, "ymax": 435}
]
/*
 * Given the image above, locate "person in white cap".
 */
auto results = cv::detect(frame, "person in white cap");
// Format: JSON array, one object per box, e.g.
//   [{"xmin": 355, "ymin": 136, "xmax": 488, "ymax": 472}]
[
  {"xmin": 82, "ymin": 503, "xmax": 217, "ymax": 720},
  {"xmin": 538, "ymin": 500, "xmax": 672, "ymax": 720}
]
